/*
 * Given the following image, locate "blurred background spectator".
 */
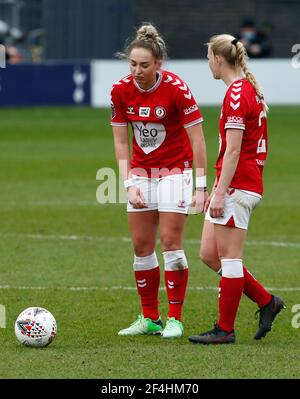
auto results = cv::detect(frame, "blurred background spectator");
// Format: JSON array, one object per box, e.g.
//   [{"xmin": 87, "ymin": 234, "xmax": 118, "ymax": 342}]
[
  {"xmin": 0, "ymin": 0, "xmax": 41, "ymax": 63},
  {"xmin": 237, "ymin": 16, "xmax": 273, "ymax": 58},
  {"xmin": 0, "ymin": 0, "xmax": 299, "ymax": 62}
]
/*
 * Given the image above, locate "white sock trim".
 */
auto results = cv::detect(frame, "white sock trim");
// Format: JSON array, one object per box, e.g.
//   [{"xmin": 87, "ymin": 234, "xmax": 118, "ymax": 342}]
[
  {"xmin": 163, "ymin": 250, "xmax": 188, "ymax": 271},
  {"xmin": 133, "ymin": 252, "xmax": 158, "ymax": 271},
  {"xmin": 221, "ymin": 258, "xmax": 244, "ymax": 278}
]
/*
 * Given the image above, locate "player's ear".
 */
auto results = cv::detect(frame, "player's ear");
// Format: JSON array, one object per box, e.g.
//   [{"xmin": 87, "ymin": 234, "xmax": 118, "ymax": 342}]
[
  {"xmin": 215, "ymin": 54, "xmax": 223, "ymax": 66},
  {"xmin": 156, "ymin": 59, "xmax": 162, "ymax": 69}
]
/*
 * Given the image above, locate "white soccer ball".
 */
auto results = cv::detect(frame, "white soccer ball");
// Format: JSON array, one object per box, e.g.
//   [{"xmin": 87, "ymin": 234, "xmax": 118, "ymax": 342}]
[{"xmin": 15, "ymin": 307, "xmax": 57, "ymax": 348}]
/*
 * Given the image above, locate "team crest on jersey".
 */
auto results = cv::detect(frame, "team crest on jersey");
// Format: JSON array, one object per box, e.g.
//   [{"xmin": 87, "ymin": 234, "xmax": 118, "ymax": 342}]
[
  {"xmin": 154, "ymin": 106, "xmax": 166, "ymax": 119},
  {"xmin": 139, "ymin": 107, "xmax": 151, "ymax": 117},
  {"xmin": 126, "ymin": 106, "xmax": 135, "ymax": 115}
]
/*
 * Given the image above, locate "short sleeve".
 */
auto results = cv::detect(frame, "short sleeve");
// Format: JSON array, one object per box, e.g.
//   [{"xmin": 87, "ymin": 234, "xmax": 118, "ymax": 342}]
[
  {"xmin": 223, "ymin": 84, "xmax": 249, "ymax": 131},
  {"xmin": 174, "ymin": 80, "xmax": 203, "ymax": 129},
  {"xmin": 110, "ymin": 86, "xmax": 128, "ymax": 127}
]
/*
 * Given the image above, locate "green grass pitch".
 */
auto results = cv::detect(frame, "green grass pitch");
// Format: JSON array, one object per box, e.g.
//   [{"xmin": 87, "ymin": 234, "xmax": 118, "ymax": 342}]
[{"xmin": 0, "ymin": 106, "xmax": 299, "ymax": 379}]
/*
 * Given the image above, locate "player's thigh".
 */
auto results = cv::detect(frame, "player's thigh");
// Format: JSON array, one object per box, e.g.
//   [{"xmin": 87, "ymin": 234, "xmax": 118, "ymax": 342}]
[
  {"xmin": 214, "ymin": 224, "xmax": 247, "ymax": 259},
  {"xmin": 200, "ymin": 220, "xmax": 220, "ymax": 270},
  {"xmin": 159, "ymin": 212, "xmax": 187, "ymax": 251},
  {"xmin": 128, "ymin": 211, "xmax": 159, "ymax": 256}
]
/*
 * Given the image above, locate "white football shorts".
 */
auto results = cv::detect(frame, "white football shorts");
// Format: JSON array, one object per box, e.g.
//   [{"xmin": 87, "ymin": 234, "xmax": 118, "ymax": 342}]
[
  {"xmin": 127, "ymin": 170, "xmax": 193, "ymax": 214},
  {"xmin": 205, "ymin": 188, "xmax": 261, "ymax": 230}
]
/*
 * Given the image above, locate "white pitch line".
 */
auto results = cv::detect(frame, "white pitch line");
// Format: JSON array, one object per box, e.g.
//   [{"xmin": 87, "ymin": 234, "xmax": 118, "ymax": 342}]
[
  {"xmin": 0, "ymin": 284, "xmax": 299, "ymax": 292},
  {"xmin": 0, "ymin": 232, "xmax": 299, "ymax": 248},
  {"xmin": 0, "ymin": 233, "xmax": 131, "ymax": 243},
  {"xmin": 0, "ymin": 200, "xmax": 100, "ymax": 207},
  {"xmin": 184, "ymin": 238, "xmax": 300, "ymax": 248}
]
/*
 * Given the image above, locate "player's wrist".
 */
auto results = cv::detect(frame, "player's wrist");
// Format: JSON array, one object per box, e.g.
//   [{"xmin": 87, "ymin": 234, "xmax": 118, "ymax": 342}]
[
  {"xmin": 214, "ymin": 187, "xmax": 226, "ymax": 196},
  {"xmin": 195, "ymin": 176, "xmax": 207, "ymax": 189}
]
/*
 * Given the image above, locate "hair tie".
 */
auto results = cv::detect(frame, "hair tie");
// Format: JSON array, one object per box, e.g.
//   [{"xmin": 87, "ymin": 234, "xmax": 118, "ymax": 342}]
[{"xmin": 231, "ymin": 38, "xmax": 238, "ymax": 46}]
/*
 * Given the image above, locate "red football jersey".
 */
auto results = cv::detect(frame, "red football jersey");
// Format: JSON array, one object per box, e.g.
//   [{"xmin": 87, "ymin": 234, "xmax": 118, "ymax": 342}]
[
  {"xmin": 110, "ymin": 70, "xmax": 203, "ymax": 176},
  {"xmin": 216, "ymin": 78, "xmax": 268, "ymax": 195}
]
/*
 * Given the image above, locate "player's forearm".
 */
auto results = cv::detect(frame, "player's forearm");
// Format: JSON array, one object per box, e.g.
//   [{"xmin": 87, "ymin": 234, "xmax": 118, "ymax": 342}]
[
  {"xmin": 114, "ymin": 143, "xmax": 131, "ymax": 180},
  {"xmin": 193, "ymin": 136, "xmax": 207, "ymax": 178},
  {"xmin": 112, "ymin": 126, "xmax": 131, "ymax": 180},
  {"xmin": 187, "ymin": 124, "xmax": 207, "ymax": 178},
  {"xmin": 216, "ymin": 149, "xmax": 240, "ymax": 195},
  {"xmin": 212, "ymin": 177, "xmax": 218, "ymax": 190}
]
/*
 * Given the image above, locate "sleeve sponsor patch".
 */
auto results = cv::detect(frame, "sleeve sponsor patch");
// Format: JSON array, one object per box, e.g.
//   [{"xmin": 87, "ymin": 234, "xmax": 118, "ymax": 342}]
[
  {"xmin": 226, "ymin": 116, "xmax": 244, "ymax": 124},
  {"xmin": 183, "ymin": 104, "xmax": 198, "ymax": 115},
  {"xmin": 225, "ymin": 115, "xmax": 245, "ymax": 130}
]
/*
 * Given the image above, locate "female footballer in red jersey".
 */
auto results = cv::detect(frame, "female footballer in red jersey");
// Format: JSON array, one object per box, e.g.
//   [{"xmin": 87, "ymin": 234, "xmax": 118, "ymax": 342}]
[
  {"xmin": 111, "ymin": 24, "xmax": 208, "ymax": 338},
  {"xmin": 189, "ymin": 34, "xmax": 285, "ymax": 345}
]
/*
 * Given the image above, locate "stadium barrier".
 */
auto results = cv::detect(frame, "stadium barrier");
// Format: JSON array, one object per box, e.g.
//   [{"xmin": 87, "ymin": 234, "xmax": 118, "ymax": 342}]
[
  {"xmin": 0, "ymin": 60, "xmax": 299, "ymax": 106},
  {"xmin": 92, "ymin": 59, "xmax": 300, "ymax": 106},
  {"xmin": 0, "ymin": 62, "xmax": 91, "ymax": 106}
]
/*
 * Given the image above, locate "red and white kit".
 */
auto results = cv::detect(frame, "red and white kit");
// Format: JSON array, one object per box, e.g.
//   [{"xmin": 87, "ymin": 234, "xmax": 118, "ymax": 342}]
[
  {"xmin": 111, "ymin": 70, "xmax": 203, "ymax": 213},
  {"xmin": 110, "ymin": 69, "xmax": 203, "ymax": 175},
  {"xmin": 217, "ymin": 78, "xmax": 268, "ymax": 195},
  {"xmin": 206, "ymin": 78, "xmax": 268, "ymax": 229}
]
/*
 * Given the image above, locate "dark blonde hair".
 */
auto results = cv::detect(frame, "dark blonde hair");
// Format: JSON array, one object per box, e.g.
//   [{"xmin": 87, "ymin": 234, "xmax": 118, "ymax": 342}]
[
  {"xmin": 208, "ymin": 34, "xmax": 268, "ymax": 112},
  {"xmin": 118, "ymin": 23, "xmax": 167, "ymax": 61}
]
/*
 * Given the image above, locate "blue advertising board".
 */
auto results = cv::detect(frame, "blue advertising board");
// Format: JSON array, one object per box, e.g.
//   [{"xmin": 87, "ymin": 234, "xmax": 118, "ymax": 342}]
[{"xmin": 0, "ymin": 62, "xmax": 91, "ymax": 106}]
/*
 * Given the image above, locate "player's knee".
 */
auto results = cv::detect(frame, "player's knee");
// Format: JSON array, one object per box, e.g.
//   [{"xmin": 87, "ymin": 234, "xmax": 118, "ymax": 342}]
[
  {"xmin": 199, "ymin": 247, "xmax": 215, "ymax": 267},
  {"xmin": 133, "ymin": 248, "xmax": 155, "ymax": 257},
  {"xmin": 160, "ymin": 235, "xmax": 180, "ymax": 251},
  {"xmin": 132, "ymin": 238, "xmax": 155, "ymax": 257}
]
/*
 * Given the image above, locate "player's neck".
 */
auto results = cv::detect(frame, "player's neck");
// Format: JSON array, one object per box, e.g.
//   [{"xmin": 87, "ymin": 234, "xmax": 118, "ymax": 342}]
[
  {"xmin": 135, "ymin": 72, "xmax": 160, "ymax": 91},
  {"xmin": 139, "ymin": 80, "xmax": 156, "ymax": 90},
  {"xmin": 222, "ymin": 69, "xmax": 243, "ymax": 87}
]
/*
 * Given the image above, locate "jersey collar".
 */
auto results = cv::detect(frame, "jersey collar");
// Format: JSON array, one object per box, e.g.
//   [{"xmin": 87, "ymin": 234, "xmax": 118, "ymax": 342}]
[{"xmin": 133, "ymin": 70, "xmax": 163, "ymax": 93}]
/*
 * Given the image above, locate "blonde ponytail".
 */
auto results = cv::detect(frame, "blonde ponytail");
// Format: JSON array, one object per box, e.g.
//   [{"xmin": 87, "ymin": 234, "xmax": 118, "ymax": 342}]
[
  {"xmin": 208, "ymin": 34, "xmax": 269, "ymax": 113},
  {"xmin": 235, "ymin": 41, "xmax": 269, "ymax": 113}
]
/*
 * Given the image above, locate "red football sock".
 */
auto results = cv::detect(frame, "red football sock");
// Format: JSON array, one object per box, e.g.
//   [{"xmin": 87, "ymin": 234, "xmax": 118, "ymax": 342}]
[
  {"xmin": 243, "ymin": 266, "xmax": 272, "ymax": 308},
  {"xmin": 218, "ymin": 276, "xmax": 244, "ymax": 332},
  {"xmin": 135, "ymin": 267, "xmax": 160, "ymax": 320},
  {"xmin": 164, "ymin": 269, "xmax": 188, "ymax": 321}
]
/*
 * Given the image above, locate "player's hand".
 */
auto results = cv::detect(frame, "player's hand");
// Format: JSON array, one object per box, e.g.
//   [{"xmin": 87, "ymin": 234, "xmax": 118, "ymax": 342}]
[
  {"xmin": 209, "ymin": 191, "xmax": 225, "ymax": 218},
  {"xmin": 127, "ymin": 186, "xmax": 148, "ymax": 209},
  {"xmin": 192, "ymin": 189, "xmax": 209, "ymax": 214}
]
